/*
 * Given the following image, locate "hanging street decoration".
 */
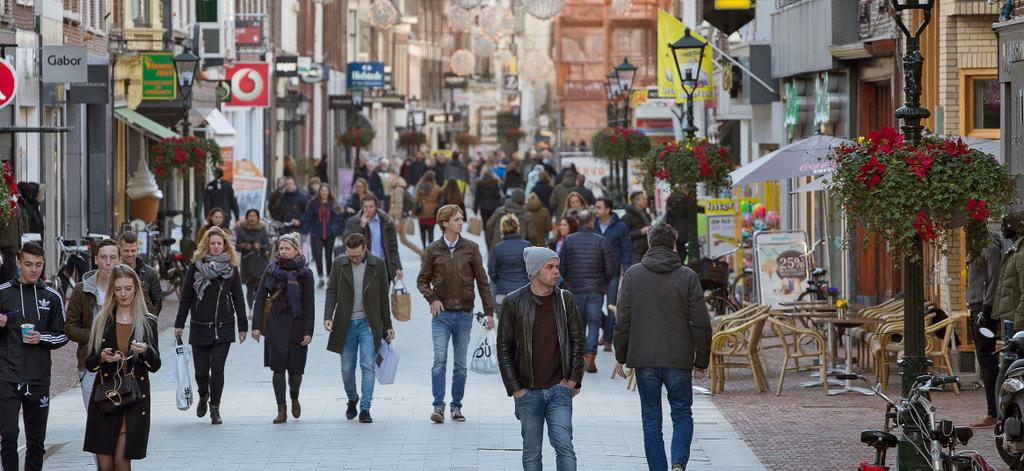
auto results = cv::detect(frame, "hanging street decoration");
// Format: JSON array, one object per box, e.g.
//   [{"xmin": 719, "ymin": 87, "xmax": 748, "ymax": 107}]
[
  {"xmin": 477, "ymin": 4, "xmax": 514, "ymax": 41},
  {"xmin": 450, "ymin": 49, "xmax": 476, "ymax": 76},
  {"xmin": 369, "ymin": 0, "xmax": 399, "ymax": 28},
  {"xmin": 522, "ymin": 0, "xmax": 565, "ymax": 19}
]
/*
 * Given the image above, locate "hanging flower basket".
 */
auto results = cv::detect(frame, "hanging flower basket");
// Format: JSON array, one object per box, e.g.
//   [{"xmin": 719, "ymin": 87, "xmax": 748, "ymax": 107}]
[
  {"xmin": 593, "ymin": 127, "xmax": 651, "ymax": 162},
  {"xmin": 339, "ymin": 126, "xmax": 376, "ymax": 150},
  {"xmin": 641, "ymin": 138, "xmax": 733, "ymax": 195},
  {"xmin": 398, "ymin": 130, "xmax": 427, "ymax": 150},
  {"xmin": 454, "ymin": 132, "xmax": 479, "ymax": 149},
  {"xmin": 150, "ymin": 136, "xmax": 223, "ymax": 180},
  {"xmin": 0, "ymin": 162, "xmax": 17, "ymax": 225},
  {"xmin": 825, "ymin": 127, "xmax": 1015, "ymax": 261},
  {"xmin": 501, "ymin": 128, "xmax": 526, "ymax": 145}
]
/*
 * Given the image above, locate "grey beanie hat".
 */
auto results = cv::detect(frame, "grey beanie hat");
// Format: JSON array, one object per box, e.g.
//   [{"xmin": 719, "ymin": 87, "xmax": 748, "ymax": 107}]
[
  {"xmin": 524, "ymin": 246, "xmax": 558, "ymax": 280},
  {"xmin": 508, "ymin": 188, "xmax": 526, "ymax": 204}
]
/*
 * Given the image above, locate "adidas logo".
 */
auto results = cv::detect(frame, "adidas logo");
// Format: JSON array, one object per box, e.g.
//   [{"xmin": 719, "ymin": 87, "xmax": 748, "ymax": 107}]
[
  {"xmin": 37, "ymin": 298, "xmax": 50, "ymax": 311},
  {"xmin": 39, "ymin": 395, "xmax": 49, "ymax": 408}
]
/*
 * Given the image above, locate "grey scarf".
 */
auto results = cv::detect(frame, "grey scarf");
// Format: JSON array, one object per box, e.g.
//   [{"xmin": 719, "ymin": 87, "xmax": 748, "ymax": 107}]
[{"xmin": 193, "ymin": 252, "xmax": 233, "ymax": 300}]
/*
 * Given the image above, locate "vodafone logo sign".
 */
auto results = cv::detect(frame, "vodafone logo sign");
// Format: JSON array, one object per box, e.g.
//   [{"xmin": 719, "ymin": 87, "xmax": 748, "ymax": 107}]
[
  {"xmin": 225, "ymin": 62, "xmax": 269, "ymax": 108},
  {"xmin": 0, "ymin": 58, "xmax": 18, "ymax": 110}
]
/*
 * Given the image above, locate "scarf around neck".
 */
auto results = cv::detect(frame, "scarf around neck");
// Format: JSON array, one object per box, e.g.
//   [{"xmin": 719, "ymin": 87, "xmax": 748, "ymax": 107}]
[
  {"xmin": 263, "ymin": 254, "xmax": 309, "ymax": 317},
  {"xmin": 194, "ymin": 252, "xmax": 233, "ymax": 300}
]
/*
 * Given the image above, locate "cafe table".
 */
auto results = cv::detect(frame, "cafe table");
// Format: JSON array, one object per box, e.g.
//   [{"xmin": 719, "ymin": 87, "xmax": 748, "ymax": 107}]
[{"xmin": 815, "ymin": 317, "xmax": 886, "ymax": 396}]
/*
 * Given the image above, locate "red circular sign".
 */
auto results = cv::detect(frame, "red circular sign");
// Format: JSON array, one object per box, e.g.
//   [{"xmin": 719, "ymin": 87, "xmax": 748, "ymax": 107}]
[{"xmin": 0, "ymin": 58, "xmax": 18, "ymax": 110}]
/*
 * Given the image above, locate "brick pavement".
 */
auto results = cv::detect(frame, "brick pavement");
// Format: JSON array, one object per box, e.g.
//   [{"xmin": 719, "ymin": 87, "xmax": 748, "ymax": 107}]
[{"xmin": 32, "ymin": 230, "xmax": 764, "ymax": 470}]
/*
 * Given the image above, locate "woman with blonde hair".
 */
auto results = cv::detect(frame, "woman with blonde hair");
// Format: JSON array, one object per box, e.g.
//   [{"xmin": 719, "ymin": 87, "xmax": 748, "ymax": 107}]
[
  {"xmin": 174, "ymin": 226, "xmax": 248, "ymax": 425},
  {"xmin": 252, "ymin": 233, "xmax": 315, "ymax": 423},
  {"xmin": 562, "ymin": 191, "xmax": 588, "ymax": 218},
  {"xmin": 84, "ymin": 266, "xmax": 160, "ymax": 470},
  {"xmin": 346, "ymin": 178, "xmax": 372, "ymax": 216}
]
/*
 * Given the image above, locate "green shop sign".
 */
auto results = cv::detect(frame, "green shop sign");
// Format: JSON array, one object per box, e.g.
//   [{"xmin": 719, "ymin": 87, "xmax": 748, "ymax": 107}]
[{"xmin": 141, "ymin": 52, "xmax": 176, "ymax": 100}]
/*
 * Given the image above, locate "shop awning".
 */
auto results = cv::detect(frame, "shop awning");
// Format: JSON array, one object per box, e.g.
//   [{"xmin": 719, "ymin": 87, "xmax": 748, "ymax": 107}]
[
  {"xmin": 114, "ymin": 107, "xmax": 180, "ymax": 140},
  {"xmin": 730, "ymin": 133, "xmax": 851, "ymax": 187},
  {"xmin": 194, "ymin": 108, "xmax": 236, "ymax": 136}
]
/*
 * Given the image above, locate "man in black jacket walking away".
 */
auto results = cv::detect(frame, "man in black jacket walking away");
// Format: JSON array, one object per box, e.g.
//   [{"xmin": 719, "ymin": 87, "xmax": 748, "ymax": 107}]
[
  {"xmin": 614, "ymin": 224, "xmax": 711, "ymax": 471},
  {"xmin": 497, "ymin": 246, "xmax": 585, "ymax": 471},
  {"xmin": 559, "ymin": 210, "xmax": 617, "ymax": 373},
  {"xmin": 0, "ymin": 242, "xmax": 68, "ymax": 471},
  {"xmin": 621, "ymin": 191, "xmax": 653, "ymax": 266},
  {"xmin": 119, "ymin": 231, "xmax": 163, "ymax": 315},
  {"xmin": 204, "ymin": 168, "xmax": 241, "ymax": 224}
]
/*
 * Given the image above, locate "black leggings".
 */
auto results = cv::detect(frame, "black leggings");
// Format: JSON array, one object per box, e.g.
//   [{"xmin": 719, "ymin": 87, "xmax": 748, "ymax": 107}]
[
  {"xmin": 193, "ymin": 342, "xmax": 231, "ymax": 406},
  {"xmin": 419, "ymin": 221, "xmax": 436, "ymax": 248},
  {"xmin": 310, "ymin": 236, "xmax": 336, "ymax": 277},
  {"xmin": 273, "ymin": 372, "xmax": 303, "ymax": 405}
]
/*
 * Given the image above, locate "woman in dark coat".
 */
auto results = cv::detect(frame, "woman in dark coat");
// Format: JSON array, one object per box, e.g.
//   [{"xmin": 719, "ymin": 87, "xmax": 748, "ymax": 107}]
[
  {"xmin": 252, "ymin": 233, "xmax": 315, "ymax": 424},
  {"xmin": 84, "ymin": 266, "xmax": 161, "ymax": 469},
  {"xmin": 237, "ymin": 209, "xmax": 271, "ymax": 308},
  {"xmin": 474, "ymin": 171, "xmax": 503, "ymax": 229},
  {"xmin": 345, "ymin": 178, "xmax": 372, "ymax": 216},
  {"xmin": 532, "ymin": 171, "xmax": 554, "ymax": 213},
  {"xmin": 439, "ymin": 179, "xmax": 465, "ymax": 216},
  {"xmin": 503, "ymin": 160, "xmax": 525, "ymax": 191},
  {"xmin": 174, "ymin": 226, "xmax": 248, "ymax": 425},
  {"xmin": 488, "ymin": 214, "xmax": 531, "ymax": 303},
  {"xmin": 301, "ymin": 184, "xmax": 346, "ymax": 287}
]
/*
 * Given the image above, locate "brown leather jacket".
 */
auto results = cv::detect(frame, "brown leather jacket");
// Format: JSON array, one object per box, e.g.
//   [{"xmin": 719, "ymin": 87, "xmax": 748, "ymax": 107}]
[
  {"xmin": 416, "ymin": 236, "xmax": 495, "ymax": 315},
  {"xmin": 496, "ymin": 285, "xmax": 585, "ymax": 396}
]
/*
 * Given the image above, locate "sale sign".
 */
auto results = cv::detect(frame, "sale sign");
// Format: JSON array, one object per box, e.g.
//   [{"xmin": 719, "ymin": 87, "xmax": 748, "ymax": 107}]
[
  {"xmin": 752, "ymin": 230, "xmax": 809, "ymax": 308},
  {"xmin": 0, "ymin": 57, "xmax": 17, "ymax": 110},
  {"xmin": 225, "ymin": 62, "xmax": 270, "ymax": 108}
]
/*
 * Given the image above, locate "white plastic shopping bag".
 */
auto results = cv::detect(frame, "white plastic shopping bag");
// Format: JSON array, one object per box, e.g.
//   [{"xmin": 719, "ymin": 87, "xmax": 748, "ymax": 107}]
[
  {"xmin": 173, "ymin": 337, "xmax": 194, "ymax": 411},
  {"xmin": 470, "ymin": 328, "xmax": 500, "ymax": 375},
  {"xmin": 375, "ymin": 340, "xmax": 399, "ymax": 385}
]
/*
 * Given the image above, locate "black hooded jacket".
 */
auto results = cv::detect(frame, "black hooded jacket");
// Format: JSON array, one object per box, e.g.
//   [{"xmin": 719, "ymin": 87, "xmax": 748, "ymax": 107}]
[{"xmin": 0, "ymin": 278, "xmax": 68, "ymax": 385}]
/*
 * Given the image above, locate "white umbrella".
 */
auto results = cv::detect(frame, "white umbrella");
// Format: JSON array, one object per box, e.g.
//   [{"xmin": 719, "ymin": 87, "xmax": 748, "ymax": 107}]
[{"xmin": 729, "ymin": 133, "xmax": 851, "ymax": 187}]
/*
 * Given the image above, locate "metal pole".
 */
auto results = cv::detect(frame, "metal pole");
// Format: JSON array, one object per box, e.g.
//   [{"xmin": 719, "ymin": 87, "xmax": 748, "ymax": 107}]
[
  {"xmin": 894, "ymin": 11, "xmax": 933, "ymax": 471},
  {"xmin": 180, "ymin": 97, "xmax": 195, "ymax": 255}
]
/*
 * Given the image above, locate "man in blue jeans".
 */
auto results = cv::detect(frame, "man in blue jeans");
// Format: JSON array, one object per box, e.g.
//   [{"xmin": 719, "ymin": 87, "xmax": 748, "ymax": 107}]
[
  {"xmin": 497, "ymin": 247, "xmax": 586, "ymax": 471},
  {"xmin": 560, "ymin": 209, "xmax": 618, "ymax": 373},
  {"xmin": 324, "ymin": 233, "xmax": 395, "ymax": 423},
  {"xmin": 417, "ymin": 204, "xmax": 495, "ymax": 423},
  {"xmin": 594, "ymin": 197, "xmax": 631, "ymax": 352},
  {"xmin": 614, "ymin": 224, "xmax": 711, "ymax": 471}
]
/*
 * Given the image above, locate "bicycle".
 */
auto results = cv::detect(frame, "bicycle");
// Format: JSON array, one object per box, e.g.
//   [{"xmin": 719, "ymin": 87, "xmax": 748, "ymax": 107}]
[
  {"xmin": 148, "ymin": 210, "xmax": 188, "ymax": 299},
  {"xmin": 49, "ymin": 236, "xmax": 92, "ymax": 302},
  {"xmin": 796, "ymin": 238, "xmax": 835, "ymax": 301},
  {"xmin": 703, "ymin": 248, "xmax": 754, "ymax": 317},
  {"xmin": 839, "ymin": 372, "xmax": 995, "ymax": 471}
]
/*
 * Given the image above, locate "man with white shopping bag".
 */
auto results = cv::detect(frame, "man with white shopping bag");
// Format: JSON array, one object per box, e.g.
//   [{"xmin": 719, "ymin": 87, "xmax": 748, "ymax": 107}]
[
  {"xmin": 324, "ymin": 233, "xmax": 395, "ymax": 424},
  {"xmin": 497, "ymin": 247, "xmax": 585, "ymax": 471}
]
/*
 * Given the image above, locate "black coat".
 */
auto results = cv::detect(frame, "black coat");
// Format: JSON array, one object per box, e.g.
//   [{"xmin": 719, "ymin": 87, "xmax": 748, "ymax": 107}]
[
  {"xmin": 531, "ymin": 181, "xmax": 553, "ymax": 213},
  {"xmin": 344, "ymin": 210, "xmax": 403, "ymax": 280},
  {"xmin": 474, "ymin": 179, "xmax": 503, "ymax": 214},
  {"xmin": 271, "ymin": 190, "xmax": 308, "ymax": 230},
  {"xmin": 252, "ymin": 264, "xmax": 315, "ymax": 373},
  {"xmin": 83, "ymin": 315, "xmax": 160, "ymax": 460},
  {"xmin": 236, "ymin": 223, "xmax": 271, "ymax": 284},
  {"xmin": 130, "ymin": 259, "xmax": 164, "ymax": 316},
  {"xmin": 174, "ymin": 265, "xmax": 249, "ymax": 346},
  {"xmin": 204, "ymin": 178, "xmax": 241, "ymax": 221},
  {"xmin": 621, "ymin": 205, "xmax": 652, "ymax": 266},
  {"xmin": 560, "ymin": 228, "xmax": 619, "ymax": 294}
]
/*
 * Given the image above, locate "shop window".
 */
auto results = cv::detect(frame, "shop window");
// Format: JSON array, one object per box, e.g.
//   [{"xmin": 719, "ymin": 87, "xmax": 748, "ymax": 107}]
[{"xmin": 959, "ymin": 69, "xmax": 1000, "ymax": 139}]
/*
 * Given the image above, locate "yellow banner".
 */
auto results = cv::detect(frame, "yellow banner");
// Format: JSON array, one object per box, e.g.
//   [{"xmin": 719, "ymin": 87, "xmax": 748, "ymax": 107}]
[
  {"xmin": 715, "ymin": 0, "xmax": 751, "ymax": 9},
  {"xmin": 657, "ymin": 10, "xmax": 714, "ymax": 103}
]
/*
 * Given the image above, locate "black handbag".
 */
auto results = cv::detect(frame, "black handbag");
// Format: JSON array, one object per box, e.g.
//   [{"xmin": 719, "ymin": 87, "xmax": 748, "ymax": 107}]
[{"xmin": 93, "ymin": 356, "xmax": 141, "ymax": 414}]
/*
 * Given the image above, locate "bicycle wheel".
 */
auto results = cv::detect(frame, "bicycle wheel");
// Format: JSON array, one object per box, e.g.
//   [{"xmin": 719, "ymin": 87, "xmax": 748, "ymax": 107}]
[{"xmin": 705, "ymin": 295, "xmax": 738, "ymax": 317}]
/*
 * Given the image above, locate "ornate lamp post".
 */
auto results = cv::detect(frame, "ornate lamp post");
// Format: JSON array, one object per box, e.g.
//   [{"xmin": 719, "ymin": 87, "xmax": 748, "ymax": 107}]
[
  {"xmin": 669, "ymin": 27, "xmax": 707, "ymax": 140},
  {"xmin": 604, "ymin": 71, "xmax": 619, "ymax": 128},
  {"xmin": 891, "ymin": 1, "xmax": 934, "ymax": 469},
  {"xmin": 172, "ymin": 44, "xmax": 200, "ymax": 254},
  {"xmin": 612, "ymin": 57, "xmax": 636, "ymax": 128}
]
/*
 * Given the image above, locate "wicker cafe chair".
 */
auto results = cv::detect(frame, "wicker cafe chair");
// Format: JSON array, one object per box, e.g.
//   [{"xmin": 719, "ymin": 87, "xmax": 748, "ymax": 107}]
[
  {"xmin": 709, "ymin": 312, "xmax": 770, "ymax": 394},
  {"xmin": 711, "ymin": 304, "xmax": 770, "ymax": 334},
  {"xmin": 767, "ymin": 314, "xmax": 830, "ymax": 396},
  {"xmin": 852, "ymin": 299, "xmax": 905, "ymax": 370},
  {"xmin": 920, "ymin": 313, "xmax": 967, "ymax": 395}
]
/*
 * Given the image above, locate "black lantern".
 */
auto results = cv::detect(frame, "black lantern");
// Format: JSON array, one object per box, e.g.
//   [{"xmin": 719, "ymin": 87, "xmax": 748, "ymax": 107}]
[
  {"xmin": 890, "ymin": 0, "xmax": 934, "ymax": 38},
  {"xmin": 173, "ymin": 46, "xmax": 200, "ymax": 102},
  {"xmin": 410, "ymin": 95, "xmax": 420, "ymax": 111},
  {"xmin": 669, "ymin": 27, "xmax": 707, "ymax": 94},
  {"xmin": 613, "ymin": 57, "xmax": 636, "ymax": 95},
  {"xmin": 604, "ymin": 71, "xmax": 618, "ymax": 101}
]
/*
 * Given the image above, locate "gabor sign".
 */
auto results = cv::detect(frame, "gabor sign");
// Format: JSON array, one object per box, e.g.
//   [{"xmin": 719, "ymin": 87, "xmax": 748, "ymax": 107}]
[{"xmin": 42, "ymin": 46, "xmax": 87, "ymax": 84}]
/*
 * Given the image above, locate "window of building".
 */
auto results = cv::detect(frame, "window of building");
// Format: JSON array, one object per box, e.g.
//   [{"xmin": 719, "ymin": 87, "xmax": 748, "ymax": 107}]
[
  {"xmin": 960, "ymin": 69, "xmax": 1000, "ymax": 139},
  {"xmin": 132, "ymin": 0, "xmax": 150, "ymax": 28},
  {"xmin": 81, "ymin": 0, "xmax": 105, "ymax": 33}
]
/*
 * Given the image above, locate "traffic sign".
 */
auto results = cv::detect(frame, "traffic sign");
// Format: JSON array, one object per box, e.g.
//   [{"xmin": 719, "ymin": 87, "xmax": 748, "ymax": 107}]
[
  {"xmin": 225, "ymin": 62, "xmax": 270, "ymax": 107},
  {"xmin": 503, "ymin": 74, "xmax": 519, "ymax": 91},
  {"xmin": 0, "ymin": 57, "xmax": 18, "ymax": 110}
]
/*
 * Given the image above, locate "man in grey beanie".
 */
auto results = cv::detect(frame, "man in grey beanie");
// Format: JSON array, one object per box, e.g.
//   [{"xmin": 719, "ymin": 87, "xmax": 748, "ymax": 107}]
[{"xmin": 497, "ymin": 246, "xmax": 586, "ymax": 471}]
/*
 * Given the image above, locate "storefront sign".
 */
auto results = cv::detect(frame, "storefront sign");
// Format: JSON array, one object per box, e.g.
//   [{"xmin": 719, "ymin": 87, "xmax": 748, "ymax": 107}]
[
  {"xmin": 235, "ymin": 18, "xmax": 264, "ymax": 50},
  {"xmin": 225, "ymin": 62, "xmax": 269, "ymax": 107},
  {"xmin": 275, "ymin": 56, "xmax": 298, "ymax": 77},
  {"xmin": 700, "ymin": 198, "xmax": 738, "ymax": 259},
  {"xmin": 68, "ymin": 64, "xmax": 110, "ymax": 104},
  {"xmin": 753, "ymin": 230, "xmax": 809, "ymax": 307},
  {"xmin": 347, "ymin": 62, "xmax": 385, "ymax": 89},
  {"xmin": 141, "ymin": 52, "xmax": 176, "ymax": 100},
  {"xmin": 715, "ymin": 0, "xmax": 751, "ymax": 9},
  {"xmin": 0, "ymin": 57, "xmax": 19, "ymax": 110},
  {"xmin": 41, "ymin": 46, "xmax": 87, "ymax": 83}
]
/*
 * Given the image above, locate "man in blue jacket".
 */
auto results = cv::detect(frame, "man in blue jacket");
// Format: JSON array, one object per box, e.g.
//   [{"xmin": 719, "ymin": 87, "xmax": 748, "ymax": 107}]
[
  {"xmin": 595, "ymin": 197, "xmax": 631, "ymax": 351},
  {"xmin": 560, "ymin": 209, "xmax": 618, "ymax": 373}
]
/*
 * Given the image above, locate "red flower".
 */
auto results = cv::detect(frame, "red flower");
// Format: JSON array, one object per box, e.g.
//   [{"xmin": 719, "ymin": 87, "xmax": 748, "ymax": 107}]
[
  {"xmin": 608, "ymin": 134, "xmax": 619, "ymax": 144},
  {"xmin": 868, "ymin": 127, "xmax": 904, "ymax": 154},
  {"xmin": 912, "ymin": 210, "xmax": 937, "ymax": 241},
  {"xmin": 155, "ymin": 165, "xmax": 164, "ymax": 177},
  {"xmin": 944, "ymin": 137, "xmax": 971, "ymax": 159},
  {"xmin": 659, "ymin": 142, "xmax": 677, "ymax": 159},
  {"xmin": 857, "ymin": 155, "xmax": 887, "ymax": 189},
  {"xmin": 717, "ymin": 146, "xmax": 729, "ymax": 160},
  {"xmin": 193, "ymin": 147, "xmax": 205, "ymax": 159},
  {"xmin": 905, "ymin": 150, "xmax": 934, "ymax": 180},
  {"xmin": 967, "ymin": 198, "xmax": 989, "ymax": 220},
  {"xmin": 175, "ymin": 147, "xmax": 187, "ymax": 164},
  {"xmin": 693, "ymin": 144, "xmax": 713, "ymax": 177},
  {"xmin": 655, "ymin": 168, "xmax": 671, "ymax": 180}
]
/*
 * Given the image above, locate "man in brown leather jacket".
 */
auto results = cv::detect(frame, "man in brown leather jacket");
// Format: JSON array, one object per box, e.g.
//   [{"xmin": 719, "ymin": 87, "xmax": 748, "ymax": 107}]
[
  {"xmin": 496, "ymin": 246, "xmax": 585, "ymax": 471},
  {"xmin": 416, "ymin": 204, "xmax": 494, "ymax": 424}
]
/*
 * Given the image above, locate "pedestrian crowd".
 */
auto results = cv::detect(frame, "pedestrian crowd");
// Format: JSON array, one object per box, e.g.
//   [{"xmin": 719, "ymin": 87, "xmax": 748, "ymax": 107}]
[{"xmin": 0, "ymin": 149, "xmax": 712, "ymax": 471}]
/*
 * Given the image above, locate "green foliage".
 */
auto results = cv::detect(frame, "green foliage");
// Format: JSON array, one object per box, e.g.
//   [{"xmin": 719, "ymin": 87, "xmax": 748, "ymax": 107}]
[
  {"xmin": 592, "ymin": 127, "xmax": 651, "ymax": 163},
  {"xmin": 641, "ymin": 138, "xmax": 733, "ymax": 196}
]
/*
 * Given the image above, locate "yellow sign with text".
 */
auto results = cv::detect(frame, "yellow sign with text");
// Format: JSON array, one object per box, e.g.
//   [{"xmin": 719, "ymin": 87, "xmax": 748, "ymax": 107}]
[
  {"xmin": 715, "ymin": 0, "xmax": 752, "ymax": 9},
  {"xmin": 657, "ymin": 10, "xmax": 714, "ymax": 103}
]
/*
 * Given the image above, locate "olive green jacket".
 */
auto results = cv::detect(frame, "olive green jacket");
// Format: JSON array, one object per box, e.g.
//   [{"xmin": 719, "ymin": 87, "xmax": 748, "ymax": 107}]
[
  {"xmin": 994, "ymin": 236, "xmax": 1024, "ymax": 327},
  {"xmin": 323, "ymin": 254, "xmax": 393, "ymax": 355}
]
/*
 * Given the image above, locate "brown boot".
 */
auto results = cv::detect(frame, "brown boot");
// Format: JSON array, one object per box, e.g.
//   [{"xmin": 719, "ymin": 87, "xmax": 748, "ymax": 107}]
[
  {"xmin": 273, "ymin": 404, "xmax": 287, "ymax": 424},
  {"xmin": 291, "ymin": 396, "xmax": 301, "ymax": 419},
  {"xmin": 585, "ymin": 353, "xmax": 598, "ymax": 373}
]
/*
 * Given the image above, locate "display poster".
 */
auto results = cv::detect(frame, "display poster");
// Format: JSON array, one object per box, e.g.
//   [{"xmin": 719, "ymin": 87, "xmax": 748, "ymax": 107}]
[
  {"xmin": 700, "ymin": 198, "xmax": 738, "ymax": 259},
  {"xmin": 753, "ymin": 230, "xmax": 808, "ymax": 307},
  {"xmin": 233, "ymin": 160, "xmax": 267, "ymax": 220}
]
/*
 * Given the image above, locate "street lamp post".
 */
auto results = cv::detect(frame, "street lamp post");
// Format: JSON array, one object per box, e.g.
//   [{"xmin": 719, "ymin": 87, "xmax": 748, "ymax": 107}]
[
  {"xmin": 669, "ymin": 27, "xmax": 709, "ymax": 264},
  {"xmin": 669, "ymin": 27, "xmax": 707, "ymax": 141},
  {"xmin": 605, "ymin": 71, "xmax": 621, "ymax": 196},
  {"xmin": 173, "ymin": 44, "xmax": 200, "ymax": 254},
  {"xmin": 611, "ymin": 58, "xmax": 636, "ymax": 200},
  {"xmin": 891, "ymin": 1, "xmax": 934, "ymax": 469}
]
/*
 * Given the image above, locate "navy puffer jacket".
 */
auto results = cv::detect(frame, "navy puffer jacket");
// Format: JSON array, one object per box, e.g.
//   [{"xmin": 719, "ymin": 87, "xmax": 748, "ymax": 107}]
[
  {"xmin": 488, "ymin": 235, "xmax": 531, "ymax": 296},
  {"xmin": 559, "ymin": 228, "xmax": 619, "ymax": 294}
]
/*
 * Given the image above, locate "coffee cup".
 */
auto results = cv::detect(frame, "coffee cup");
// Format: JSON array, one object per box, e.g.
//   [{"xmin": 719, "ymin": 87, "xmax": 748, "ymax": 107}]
[{"xmin": 20, "ymin": 323, "xmax": 34, "ymax": 337}]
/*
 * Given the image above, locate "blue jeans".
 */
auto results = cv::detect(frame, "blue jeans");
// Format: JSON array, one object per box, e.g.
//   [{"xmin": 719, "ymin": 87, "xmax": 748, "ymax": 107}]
[
  {"xmin": 431, "ymin": 311, "xmax": 474, "ymax": 408},
  {"xmin": 636, "ymin": 367, "xmax": 695, "ymax": 471},
  {"xmin": 574, "ymin": 292, "xmax": 604, "ymax": 354},
  {"xmin": 1006, "ymin": 320, "xmax": 1018, "ymax": 342},
  {"xmin": 514, "ymin": 384, "xmax": 577, "ymax": 471},
  {"xmin": 603, "ymin": 275, "xmax": 621, "ymax": 344},
  {"xmin": 340, "ymin": 318, "xmax": 376, "ymax": 411}
]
